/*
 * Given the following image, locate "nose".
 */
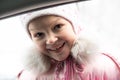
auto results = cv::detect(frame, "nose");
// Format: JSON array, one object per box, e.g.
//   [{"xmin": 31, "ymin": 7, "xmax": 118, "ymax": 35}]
[{"xmin": 46, "ymin": 34, "xmax": 58, "ymax": 45}]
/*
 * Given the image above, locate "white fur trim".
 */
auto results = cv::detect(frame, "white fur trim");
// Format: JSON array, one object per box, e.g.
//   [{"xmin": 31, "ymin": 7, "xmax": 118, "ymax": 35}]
[
  {"xmin": 71, "ymin": 37, "xmax": 98, "ymax": 65},
  {"xmin": 24, "ymin": 46, "xmax": 51, "ymax": 74}
]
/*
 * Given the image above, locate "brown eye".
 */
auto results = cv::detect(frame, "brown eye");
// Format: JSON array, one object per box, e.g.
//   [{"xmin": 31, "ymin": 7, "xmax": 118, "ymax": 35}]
[
  {"xmin": 35, "ymin": 32, "xmax": 44, "ymax": 38},
  {"xmin": 54, "ymin": 24, "xmax": 62, "ymax": 30}
]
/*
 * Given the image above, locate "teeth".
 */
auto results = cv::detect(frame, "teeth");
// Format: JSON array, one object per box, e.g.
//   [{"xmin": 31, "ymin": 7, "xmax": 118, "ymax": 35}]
[
  {"xmin": 48, "ymin": 42, "xmax": 64, "ymax": 51},
  {"xmin": 50, "ymin": 46, "xmax": 61, "ymax": 51},
  {"xmin": 56, "ymin": 46, "xmax": 61, "ymax": 49}
]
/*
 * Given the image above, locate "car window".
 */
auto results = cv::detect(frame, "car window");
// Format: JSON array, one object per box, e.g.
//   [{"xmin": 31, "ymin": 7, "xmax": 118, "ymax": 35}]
[{"xmin": 0, "ymin": 0, "xmax": 120, "ymax": 79}]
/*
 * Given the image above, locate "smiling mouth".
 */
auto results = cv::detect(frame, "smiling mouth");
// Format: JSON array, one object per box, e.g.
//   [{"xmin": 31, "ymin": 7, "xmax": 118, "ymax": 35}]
[{"xmin": 48, "ymin": 42, "xmax": 65, "ymax": 51}]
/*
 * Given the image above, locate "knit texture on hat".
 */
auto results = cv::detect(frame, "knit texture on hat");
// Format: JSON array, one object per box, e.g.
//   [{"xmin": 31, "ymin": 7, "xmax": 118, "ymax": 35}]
[{"xmin": 20, "ymin": 3, "xmax": 81, "ymax": 37}]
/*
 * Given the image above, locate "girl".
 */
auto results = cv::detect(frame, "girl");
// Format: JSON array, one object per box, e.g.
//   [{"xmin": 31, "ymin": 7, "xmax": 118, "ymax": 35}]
[{"xmin": 18, "ymin": 3, "xmax": 120, "ymax": 80}]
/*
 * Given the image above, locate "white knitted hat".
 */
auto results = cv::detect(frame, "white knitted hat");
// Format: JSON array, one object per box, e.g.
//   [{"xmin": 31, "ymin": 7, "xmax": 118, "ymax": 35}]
[{"xmin": 21, "ymin": 3, "xmax": 81, "ymax": 37}]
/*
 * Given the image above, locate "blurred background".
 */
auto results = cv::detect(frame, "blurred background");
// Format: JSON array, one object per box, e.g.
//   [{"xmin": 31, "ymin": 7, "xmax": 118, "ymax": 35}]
[{"xmin": 0, "ymin": 0, "xmax": 120, "ymax": 79}]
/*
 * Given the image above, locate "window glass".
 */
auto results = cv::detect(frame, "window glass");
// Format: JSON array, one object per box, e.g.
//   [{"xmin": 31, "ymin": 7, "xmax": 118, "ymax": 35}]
[{"xmin": 0, "ymin": 0, "xmax": 120, "ymax": 79}]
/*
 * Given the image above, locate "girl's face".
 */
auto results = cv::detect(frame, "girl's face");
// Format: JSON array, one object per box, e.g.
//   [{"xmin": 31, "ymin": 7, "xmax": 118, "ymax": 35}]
[{"xmin": 28, "ymin": 15, "xmax": 76, "ymax": 61}]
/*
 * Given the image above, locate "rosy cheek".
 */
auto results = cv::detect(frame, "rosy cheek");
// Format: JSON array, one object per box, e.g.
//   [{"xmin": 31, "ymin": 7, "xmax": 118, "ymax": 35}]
[{"xmin": 37, "ymin": 44, "xmax": 46, "ymax": 52}]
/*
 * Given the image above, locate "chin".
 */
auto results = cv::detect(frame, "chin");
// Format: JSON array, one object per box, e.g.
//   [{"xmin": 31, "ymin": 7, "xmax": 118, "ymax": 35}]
[{"xmin": 56, "ymin": 54, "xmax": 70, "ymax": 61}]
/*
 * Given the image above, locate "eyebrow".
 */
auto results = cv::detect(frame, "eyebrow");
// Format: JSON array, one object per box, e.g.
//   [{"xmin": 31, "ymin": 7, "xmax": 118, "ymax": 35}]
[
  {"xmin": 49, "ymin": 17, "xmax": 61, "ymax": 26},
  {"xmin": 29, "ymin": 28, "xmax": 41, "ymax": 31}
]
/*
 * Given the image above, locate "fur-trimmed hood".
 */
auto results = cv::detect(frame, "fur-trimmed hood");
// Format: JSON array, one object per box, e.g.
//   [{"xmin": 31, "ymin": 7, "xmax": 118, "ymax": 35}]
[{"xmin": 23, "ymin": 37, "xmax": 99, "ymax": 74}]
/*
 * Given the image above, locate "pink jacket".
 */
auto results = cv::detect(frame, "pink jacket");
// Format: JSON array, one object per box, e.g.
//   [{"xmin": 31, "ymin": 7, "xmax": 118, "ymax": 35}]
[
  {"xmin": 18, "ymin": 39, "xmax": 120, "ymax": 80},
  {"xmin": 17, "ymin": 53, "xmax": 120, "ymax": 80}
]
